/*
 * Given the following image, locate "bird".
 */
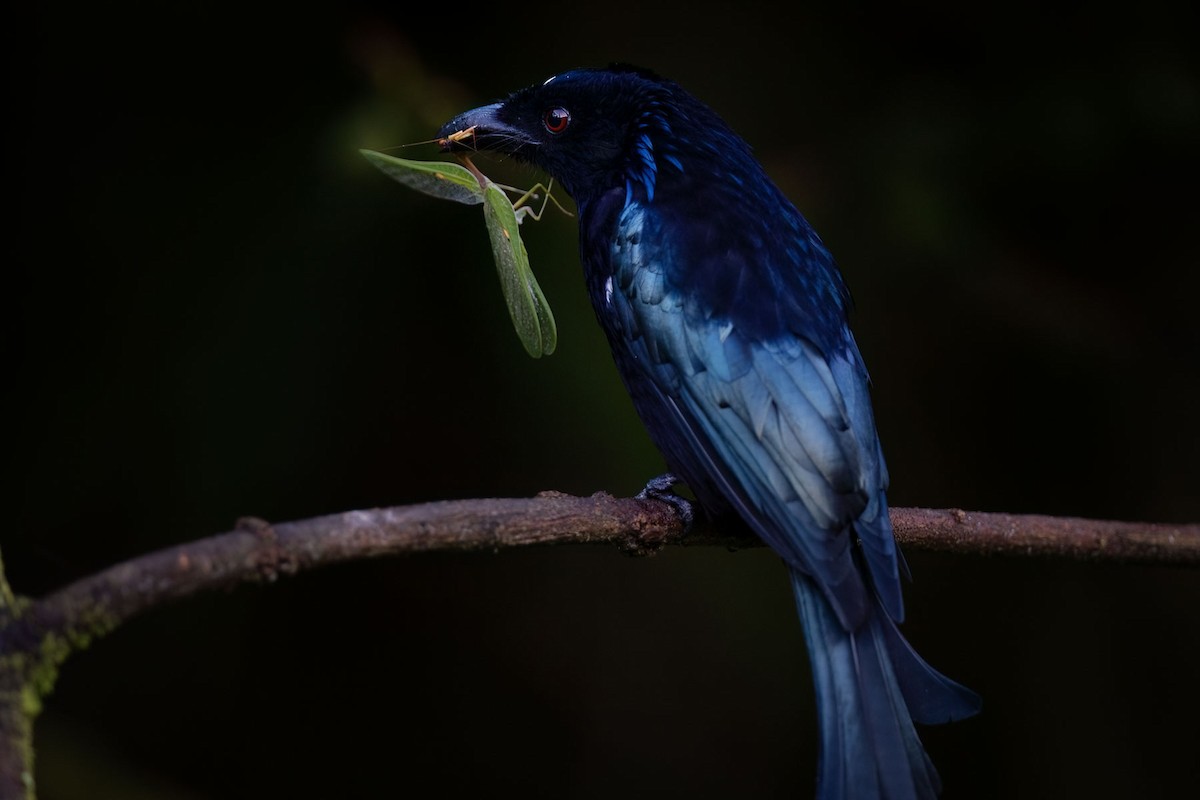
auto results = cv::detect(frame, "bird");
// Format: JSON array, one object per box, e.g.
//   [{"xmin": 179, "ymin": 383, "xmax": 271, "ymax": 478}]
[{"xmin": 438, "ymin": 65, "xmax": 981, "ymax": 799}]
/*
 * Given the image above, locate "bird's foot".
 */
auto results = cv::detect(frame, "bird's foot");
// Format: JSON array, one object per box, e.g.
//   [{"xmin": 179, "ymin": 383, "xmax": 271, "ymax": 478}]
[{"xmin": 636, "ymin": 473, "xmax": 695, "ymax": 532}]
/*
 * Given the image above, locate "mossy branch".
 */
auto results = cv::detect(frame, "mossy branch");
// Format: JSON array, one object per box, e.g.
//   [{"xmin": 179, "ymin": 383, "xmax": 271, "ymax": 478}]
[{"xmin": 1, "ymin": 492, "xmax": 1197, "ymax": 798}]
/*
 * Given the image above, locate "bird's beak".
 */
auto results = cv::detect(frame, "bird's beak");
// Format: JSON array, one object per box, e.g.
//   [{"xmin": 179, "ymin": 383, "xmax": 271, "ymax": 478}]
[{"xmin": 437, "ymin": 103, "xmax": 530, "ymax": 156}]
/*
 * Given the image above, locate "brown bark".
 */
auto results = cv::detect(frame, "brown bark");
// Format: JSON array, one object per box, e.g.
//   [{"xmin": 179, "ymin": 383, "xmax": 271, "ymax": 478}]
[{"xmin": 1, "ymin": 492, "xmax": 1197, "ymax": 799}]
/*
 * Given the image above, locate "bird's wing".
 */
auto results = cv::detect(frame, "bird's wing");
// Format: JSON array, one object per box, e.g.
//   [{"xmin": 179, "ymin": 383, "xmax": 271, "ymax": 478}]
[{"xmin": 609, "ymin": 201, "xmax": 901, "ymax": 629}]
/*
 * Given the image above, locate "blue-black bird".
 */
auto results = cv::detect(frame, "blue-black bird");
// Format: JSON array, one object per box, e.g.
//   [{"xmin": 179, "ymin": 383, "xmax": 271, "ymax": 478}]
[{"xmin": 438, "ymin": 66, "xmax": 980, "ymax": 799}]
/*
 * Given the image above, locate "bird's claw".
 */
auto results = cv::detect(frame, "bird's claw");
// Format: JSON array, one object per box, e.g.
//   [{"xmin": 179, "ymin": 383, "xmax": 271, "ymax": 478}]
[{"xmin": 636, "ymin": 473, "xmax": 695, "ymax": 532}]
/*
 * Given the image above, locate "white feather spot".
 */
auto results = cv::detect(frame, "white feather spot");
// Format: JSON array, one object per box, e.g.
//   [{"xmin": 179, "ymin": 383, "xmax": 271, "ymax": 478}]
[
  {"xmin": 604, "ymin": 276, "xmax": 614, "ymax": 306},
  {"xmin": 719, "ymin": 321, "xmax": 734, "ymax": 342}
]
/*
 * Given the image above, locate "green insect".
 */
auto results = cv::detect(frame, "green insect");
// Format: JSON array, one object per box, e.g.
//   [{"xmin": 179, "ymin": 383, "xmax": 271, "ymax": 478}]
[{"xmin": 361, "ymin": 144, "xmax": 568, "ymax": 358}]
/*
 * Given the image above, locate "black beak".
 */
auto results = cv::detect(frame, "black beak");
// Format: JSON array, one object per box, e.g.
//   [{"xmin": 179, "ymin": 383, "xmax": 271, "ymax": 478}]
[{"xmin": 437, "ymin": 103, "xmax": 532, "ymax": 156}]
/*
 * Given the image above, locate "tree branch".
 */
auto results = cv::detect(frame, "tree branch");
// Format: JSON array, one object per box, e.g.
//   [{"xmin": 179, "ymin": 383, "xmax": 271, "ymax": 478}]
[{"xmin": 1, "ymin": 492, "xmax": 1197, "ymax": 798}]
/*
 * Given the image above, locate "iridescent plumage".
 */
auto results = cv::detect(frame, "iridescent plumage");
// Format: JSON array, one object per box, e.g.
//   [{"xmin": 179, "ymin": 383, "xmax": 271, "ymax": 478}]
[{"xmin": 440, "ymin": 66, "xmax": 980, "ymax": 799}]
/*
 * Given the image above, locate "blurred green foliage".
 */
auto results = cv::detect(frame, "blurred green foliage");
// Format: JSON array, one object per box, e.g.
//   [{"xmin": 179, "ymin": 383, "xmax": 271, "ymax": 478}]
[{"xmin": 9, "ymin": 2, "xmax": 1199, "ymax": 798}]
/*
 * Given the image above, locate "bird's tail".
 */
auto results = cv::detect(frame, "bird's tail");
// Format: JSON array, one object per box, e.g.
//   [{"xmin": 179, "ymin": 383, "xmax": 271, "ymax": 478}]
[{"xmin": 791, "ymin": 569, "xmax": 980, "ymax": 800}]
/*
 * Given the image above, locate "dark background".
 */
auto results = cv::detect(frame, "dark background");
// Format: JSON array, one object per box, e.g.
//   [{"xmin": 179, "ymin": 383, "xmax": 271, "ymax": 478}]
[{"xmin": 9, "ymin": 2, "xmax": 1199, "ymax": 798}]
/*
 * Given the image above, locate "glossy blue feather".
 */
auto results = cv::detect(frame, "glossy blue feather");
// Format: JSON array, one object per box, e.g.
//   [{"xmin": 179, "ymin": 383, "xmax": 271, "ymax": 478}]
[{"xmin": 438, "ymin": 65, "xmax": 980, "ymax": 799}]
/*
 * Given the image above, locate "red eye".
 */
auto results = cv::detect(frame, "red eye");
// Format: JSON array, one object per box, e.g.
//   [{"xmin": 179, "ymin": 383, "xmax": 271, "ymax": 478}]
[{"xmin": 543, "ymin": 107, "xmax": 570, "ymax": 134}]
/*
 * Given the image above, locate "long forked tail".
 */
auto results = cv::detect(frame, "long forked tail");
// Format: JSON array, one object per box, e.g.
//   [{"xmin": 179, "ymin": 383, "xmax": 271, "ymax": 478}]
[{"xmin": 791, "ymin": 570, "xmax": 981, "ymax": 800}]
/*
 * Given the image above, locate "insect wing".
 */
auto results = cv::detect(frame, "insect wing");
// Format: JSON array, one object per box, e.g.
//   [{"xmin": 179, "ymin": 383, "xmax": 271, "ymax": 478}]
[
  {"xmin": 528, "ymin": 264, "xmax": 557, "ymax": 356},
  {"xmin": 482, "ymin": 182, "xmax": 556, "ymax": 357},
  {"xmin": 361, "ymin": 150, "xmax": 484, "ymax": 206}
]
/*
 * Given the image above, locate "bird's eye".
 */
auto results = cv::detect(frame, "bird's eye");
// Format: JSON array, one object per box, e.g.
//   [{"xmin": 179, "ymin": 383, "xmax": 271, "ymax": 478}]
[{"xmin": 543, "ymin": 107, "xmax": 570, "ymax": 134}]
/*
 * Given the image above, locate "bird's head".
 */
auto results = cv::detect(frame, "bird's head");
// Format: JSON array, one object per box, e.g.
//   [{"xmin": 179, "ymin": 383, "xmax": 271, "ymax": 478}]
[{"xmin": 438, "ymin": 66, "xmax": 745, "ymax": 206}]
